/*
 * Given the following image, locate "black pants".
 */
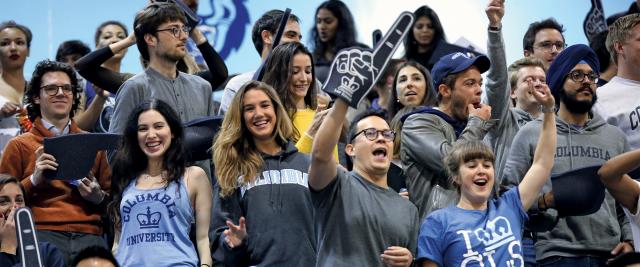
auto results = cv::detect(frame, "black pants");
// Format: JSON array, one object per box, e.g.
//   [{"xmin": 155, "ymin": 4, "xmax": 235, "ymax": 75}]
[{"xmin": 37, "ymin": 230, "xmax": 107, "ymax": 265}]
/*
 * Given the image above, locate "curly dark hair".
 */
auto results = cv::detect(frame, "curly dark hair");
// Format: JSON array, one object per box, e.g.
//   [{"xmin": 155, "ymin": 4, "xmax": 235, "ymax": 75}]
[
  {"xmin": 404, "ymin": 5, "xmax": 446, "ymax": 61},
  {"xmin": 25, "ymin": 60, "xmax": 82, "ymax": 122},
  {"xmin": 310, "ymin": 0, "xmax": 359, "ymax": 62},
  {"xmin": 262, "ymin": 42, "xmax": 317, "ymax": 140},
  {"xmin": 108, "ymin": 99, "xmax": 186, "ymax": 228}
]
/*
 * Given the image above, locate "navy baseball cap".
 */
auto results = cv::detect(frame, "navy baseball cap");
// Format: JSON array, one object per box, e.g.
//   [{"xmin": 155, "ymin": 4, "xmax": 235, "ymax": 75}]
[{"xmin": 432, "ymin": 52, "xmax": 491, "ymax": 89}]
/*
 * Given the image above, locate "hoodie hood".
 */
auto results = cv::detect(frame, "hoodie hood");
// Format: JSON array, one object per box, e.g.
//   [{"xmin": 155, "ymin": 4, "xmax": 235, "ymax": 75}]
[{"xmin": 401, "ymin": 107, "xmax": 467, "ymax": 137}]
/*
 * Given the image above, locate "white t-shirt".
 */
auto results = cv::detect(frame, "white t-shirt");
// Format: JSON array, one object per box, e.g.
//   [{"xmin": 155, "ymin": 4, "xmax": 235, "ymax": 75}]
[
  {"xmin": 594, "ymin": 76, "xmax": 640, "ymax": 150},
  {"xmin": 218, "ymin": 71, "xmax": 255, "ymax": 115},
  {"xmin": 623, "ymin": 180, "xmax": 640, "ymax": 252}
]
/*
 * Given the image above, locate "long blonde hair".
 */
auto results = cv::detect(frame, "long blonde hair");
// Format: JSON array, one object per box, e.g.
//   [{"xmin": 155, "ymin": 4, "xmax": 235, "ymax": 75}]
[{"xmin": 213, "ymin": 81, "xmax": 295, "ymax": 197}]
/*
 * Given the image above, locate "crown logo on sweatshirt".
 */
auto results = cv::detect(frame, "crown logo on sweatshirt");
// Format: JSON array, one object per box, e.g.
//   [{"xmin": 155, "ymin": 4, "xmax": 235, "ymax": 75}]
[
  {"xmin": 137, "ymin": 206, "xmax": 161, "ymax": 229},
  {"xmin": 473, "ymin": 216, "xmax": 515, "ymax": 250}
]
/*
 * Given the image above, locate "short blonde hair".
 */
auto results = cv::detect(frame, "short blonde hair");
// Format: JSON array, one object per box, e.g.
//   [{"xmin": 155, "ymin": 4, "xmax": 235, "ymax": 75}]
[{"xmin": 606, "ymin": 13, "xmax": 640, "ymax": 65}]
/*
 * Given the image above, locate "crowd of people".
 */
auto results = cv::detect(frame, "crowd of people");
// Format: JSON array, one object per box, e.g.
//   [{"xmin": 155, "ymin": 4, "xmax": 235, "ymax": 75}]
[{"xmin": 1, "ymin": 0, "xmax": 640, "ymax": 266}]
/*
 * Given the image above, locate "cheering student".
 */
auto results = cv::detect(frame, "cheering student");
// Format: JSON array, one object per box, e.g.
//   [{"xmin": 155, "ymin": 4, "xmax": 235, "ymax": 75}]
[
  {"xmin": 417, "ymin": 82, "xmax": 556, "ymax": 267},
  {"xmin": 210, "ymin": 81, "xmax": 316, "ymax": 266},
  {"xmin": 108, "ymin": 99, "xmax": 212, "ymax": 266}
]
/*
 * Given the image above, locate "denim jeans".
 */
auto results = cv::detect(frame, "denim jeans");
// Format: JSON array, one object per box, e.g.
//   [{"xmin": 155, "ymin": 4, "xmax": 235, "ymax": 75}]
[{"xmin": 522, "ymin": 237, "xmax": 537, "ymax": 267}]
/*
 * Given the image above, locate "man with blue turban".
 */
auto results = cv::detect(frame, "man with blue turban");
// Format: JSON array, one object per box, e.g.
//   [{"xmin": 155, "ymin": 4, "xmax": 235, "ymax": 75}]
[{"xmin": 503, "ymin": 44, "xmax": 634, "ymax": 266}]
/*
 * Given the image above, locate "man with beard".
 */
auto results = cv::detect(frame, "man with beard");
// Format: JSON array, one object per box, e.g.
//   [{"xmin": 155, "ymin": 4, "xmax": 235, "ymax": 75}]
[
  {"xmin": 400, "ymin": 52, "xmax": 496, "ymax": 221},
  {"xmin": 503, "ymin": 44, "xmax": 634, "ymax": 266},
  {"xmin": 109, "ymin": 2, "xmax": 213, "ymax": 136}
]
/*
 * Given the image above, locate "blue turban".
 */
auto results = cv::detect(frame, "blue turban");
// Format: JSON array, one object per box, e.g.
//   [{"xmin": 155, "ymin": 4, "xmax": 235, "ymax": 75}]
[{"xmin": 546, "ymin": 44, "xmax": 600, "ymax": 98}]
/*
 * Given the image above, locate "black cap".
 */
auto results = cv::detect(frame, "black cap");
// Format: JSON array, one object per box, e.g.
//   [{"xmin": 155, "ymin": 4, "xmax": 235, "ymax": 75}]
[
  {"xmin": 183, "ymin": 116, "xmax": 223, "ymax": 162},
  {"xmin": 43, "ymin": 133, "xmax": 121, "ymax": 180},
  {"xmin": 551, "ymin": 165, "xmax": 605, "ymax": 217}
]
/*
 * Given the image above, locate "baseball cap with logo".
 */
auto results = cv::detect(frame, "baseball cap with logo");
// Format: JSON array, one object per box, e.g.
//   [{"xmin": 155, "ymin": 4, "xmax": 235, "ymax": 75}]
[{"xmin": 431, "ymin": 52, "xmax": 491, "ymax": 89}]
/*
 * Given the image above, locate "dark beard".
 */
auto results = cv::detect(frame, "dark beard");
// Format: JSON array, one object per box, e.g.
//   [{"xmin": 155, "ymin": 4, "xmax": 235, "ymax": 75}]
[{"xmin": 559, "ymin": 87, "xmax": 597, "ymax": 114}]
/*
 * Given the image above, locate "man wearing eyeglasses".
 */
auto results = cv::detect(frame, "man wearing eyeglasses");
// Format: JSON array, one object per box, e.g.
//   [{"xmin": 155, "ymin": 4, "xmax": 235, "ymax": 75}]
[
  {"xmin": 503, "ymin": 44, "xmax": 634, "ymax": 266},
  {"xmin": 523, "ymin": 18, "xmax": 566, "ymax": 69},
  {"xmin": 109, "ymin": 2, "xmax": 213, "ymax": 142},
  {"xmin": 400, "ymin": 52, "xmax": 496, "ymax": 221},
  {"xmin": 0, "ymin": 60, "xmax": 111, "ymax": 264}
]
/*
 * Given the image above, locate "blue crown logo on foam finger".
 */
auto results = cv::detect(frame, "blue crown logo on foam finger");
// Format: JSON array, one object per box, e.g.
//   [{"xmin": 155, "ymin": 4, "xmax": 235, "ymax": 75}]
[
  {"xmin": 473, "ymin": 217, "xmax": 515, "ymax": 251},
  {"xmin": 137, "ymin": 207, "xmax": 162, "ymax": 229}
]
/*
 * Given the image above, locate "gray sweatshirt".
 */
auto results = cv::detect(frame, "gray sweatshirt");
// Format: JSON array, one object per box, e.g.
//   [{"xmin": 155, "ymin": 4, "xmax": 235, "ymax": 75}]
[
  {"xmin": 502, "ymin": 113, "xmax": 632, "ymax": 261},
  {"xmin": 482, "ymin": 29, "xmax": 535, "ymax": 184}
]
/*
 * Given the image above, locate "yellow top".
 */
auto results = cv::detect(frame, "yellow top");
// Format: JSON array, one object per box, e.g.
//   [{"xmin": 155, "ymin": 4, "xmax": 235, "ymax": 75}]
[{"xmin": 293, "ymin": 108, "xmax": 339, "ymax": 163}]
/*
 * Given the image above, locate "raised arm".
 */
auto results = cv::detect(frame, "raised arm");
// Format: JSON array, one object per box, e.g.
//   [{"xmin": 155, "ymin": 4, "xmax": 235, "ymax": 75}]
[
  {"xmin": 191, "ymin": 28, "xmax": 229, "ymax": 89},
  {"xmin": 518, "ymin": 83, "xmax": 556, "ymax": 210},
  {"xmin": 599, "ymin": 149, "xmax": 640, "ymax": 213},
  {"xmin": 483, "ymin": 0, "xmax": 510, "ymax": 125},
  {"xmin": 309, "ymin": 100, "xmax": 346, "ymax": 190},
  {"xmin": 75, "ymin": 33, "xmax": 136, "ymax": 93}
]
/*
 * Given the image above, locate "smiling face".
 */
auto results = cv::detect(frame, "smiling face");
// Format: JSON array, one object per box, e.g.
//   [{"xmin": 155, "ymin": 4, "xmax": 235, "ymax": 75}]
[
  {"xmin": 137, "ymin": 109, "xmax": 173, "ymax": 160},
  {"xmin": 0, "ymin": 182, "xmax": 24, "ymax": 224},
  {"xmin": 396, "ymin": 65, "xmax": 427, "ymax": 107},
  {"xmin": 455, "ymin": 158, "xmax": 494, "ymax": 208},
  {"xmin": 243, "ymin": 88, "xmax": 277, "ymax": 142},
  {"xmin": 35, "ymin": 71, "xmax": 74, "ymax": 121},
  {"xmin": 512, "ymin": 66, "xmax": 546, "ymax": 110},
  {"xmin": 316, "ymin": 8, "xmax": 338, "ymax": 43},
  {"xmin": 0, "ymin": 27, "xmax": 29, "ymax": 70},
  {"xmin": 347, "ymin": 115, "xmax": 394, "ymax": 177},
  {"xmin": 448, "ymin": 66, "xmax": 483, "ymax": 121},
  {"xmin": 413, "ymin": 16, "xmax": 435, "ymax": 47},
  {"xmin": 289, "ymin": 53, "xmax": 313, "ymax": 107},
  {"xmin": 150, "ymin": 20, "xmax": 188, "ymax": 62}
]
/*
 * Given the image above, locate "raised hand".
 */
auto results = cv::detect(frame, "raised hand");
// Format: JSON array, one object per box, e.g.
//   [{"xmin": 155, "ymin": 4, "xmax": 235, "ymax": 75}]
[
  {"xmin": 0, "ymin": 102, "xmax": 20, "ymax": 118},
  {"xmin": 380, "ymin": 246, "xmax": 413, "ymax": 267},
  {"xmin": 224, "ymin": 217, "xmax": 247, "ymax": 249},
  {"xmin": 323, "ymin": 12, "xmax": 414, "ymax": 108},
  {"xmin": 468, "ymin": 103, "xmax": 492, "ymax": 121},
  {"xmin": 485, "ymin": 0, "xmax": 505, "ymax": 28},
  {"xmin": 529, "ymin": 80, "xmax": 555, "ymax": 111}
]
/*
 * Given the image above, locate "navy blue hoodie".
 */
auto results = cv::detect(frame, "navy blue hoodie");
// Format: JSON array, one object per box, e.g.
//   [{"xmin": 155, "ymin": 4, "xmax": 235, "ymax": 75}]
[{"xmin": 209, "ymin": 142, "xmax": 316, "ymax": 266}]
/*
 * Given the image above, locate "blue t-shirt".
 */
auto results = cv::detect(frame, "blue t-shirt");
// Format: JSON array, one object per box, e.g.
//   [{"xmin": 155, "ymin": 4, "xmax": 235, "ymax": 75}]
[{"xmin": 417, "ymin": 187, "xmax": 528, "ymax": 267}]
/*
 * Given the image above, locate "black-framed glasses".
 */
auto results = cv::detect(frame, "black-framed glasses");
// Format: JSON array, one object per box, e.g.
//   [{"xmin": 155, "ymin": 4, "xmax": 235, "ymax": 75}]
[
  {"xmin": 566, "ymin": 70, "xmax": 599, "ymax": 83},
  {"xmin": 156, "ymin": 26, "xmax": 191, "ymax": 38},
  {"xmin": 534, "ymin": 41, "xmax": 566, "ymax": 52},
  {"xmin": 40, "ymin": 84, "xmax": 74, "ymax": 96},
  {"xmin": 351, "ymin": 128, "xmax": 395, "ymax": 142}
]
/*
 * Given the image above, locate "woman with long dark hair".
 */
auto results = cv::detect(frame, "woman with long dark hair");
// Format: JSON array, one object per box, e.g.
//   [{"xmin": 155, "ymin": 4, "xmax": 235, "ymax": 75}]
[
  {"xmin": 404, "ymin": 5, "xmax": 447, "ymax": 70},
  {"xmin": 108, "ymin": 99, "xmax": 212, "ymax": 266},
  {"xmin": 262, "ymin": 42, "xmax": 338, "ymax": 161},
  {"xmin": 310, "ymin": 0, "xmax": 367, "ymax": 83},
  {"xmin": 387, "ymin": 61, "xmax": 437, "ymax": 120},
  {"xmin": 211, "ymin": 81, "xmax": 315, "ymax": 266}
]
